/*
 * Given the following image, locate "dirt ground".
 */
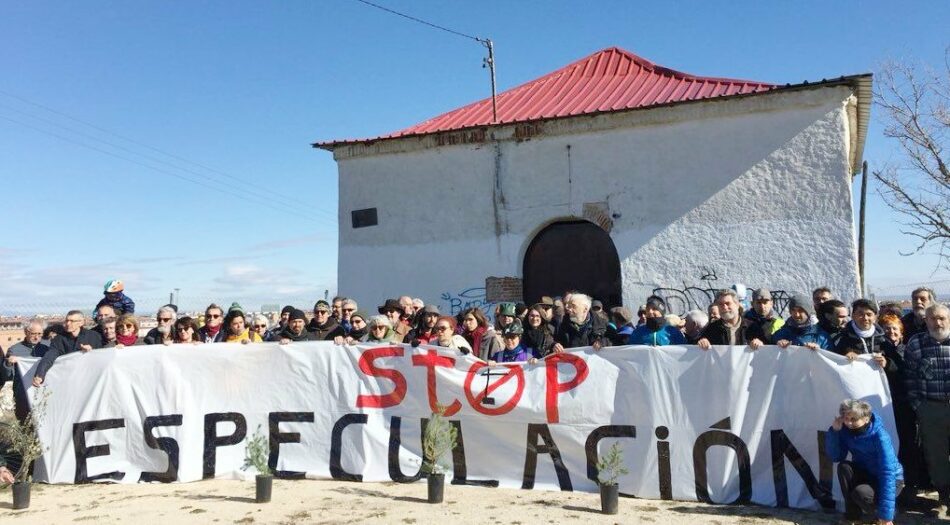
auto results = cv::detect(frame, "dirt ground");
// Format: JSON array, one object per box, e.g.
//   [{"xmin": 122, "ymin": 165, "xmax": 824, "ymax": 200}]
[{"xmin": 1, "ymin": 480, "xmax": 945, "ymax": 525}]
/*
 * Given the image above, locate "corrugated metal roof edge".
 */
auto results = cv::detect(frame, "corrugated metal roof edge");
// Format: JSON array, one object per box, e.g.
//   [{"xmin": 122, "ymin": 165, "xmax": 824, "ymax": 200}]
[{"xmin": 313, "ymin": 74, "xmax": 872, "ymax": 153}]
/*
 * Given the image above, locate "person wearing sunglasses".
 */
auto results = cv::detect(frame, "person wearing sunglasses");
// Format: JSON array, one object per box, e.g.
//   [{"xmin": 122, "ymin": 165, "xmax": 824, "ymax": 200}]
[
  {"xmin": 430, "ymin": 316, "xmax": 472, "ymax": 355},
  {"xmin": 249, "ymin": 314, "xmax": 272, "ymax": 342},
  {"xmin": 113, "ymin": 314, "xmax": 142, "ymax": 348},
  {"xmin": 307, "ymin": 300, "xmax": 346, "ymax": 341},
  {"xmin": 144, "ymin": 304, "xmax": 177, "ymax": 345},
  {"xmin": 198, "ymin": 303, "xmax": 227, "ymax": 343},
  {"xmin": 340, "ymin": 299, "xmax": 359, "ymax": 334},
  {"xmin": 277, "ymin": 309, "xmax": 316, "ymax": 344},
  {"xmin": 334, "ymin": 311, "xmax": 370, "ymax": 345},
  {"xmin": 365, "ymin": 315, "xmax": 397, "ymax": 343},
  {"xmin": 171, "ymin": 317, "xmax": 202, "ymax": 345}
]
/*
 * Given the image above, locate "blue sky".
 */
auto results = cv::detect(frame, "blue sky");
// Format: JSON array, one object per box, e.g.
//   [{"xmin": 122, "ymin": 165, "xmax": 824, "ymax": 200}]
[{"xmin": 1, "ymin": 0, "xmax": 948, "ymax": 315}]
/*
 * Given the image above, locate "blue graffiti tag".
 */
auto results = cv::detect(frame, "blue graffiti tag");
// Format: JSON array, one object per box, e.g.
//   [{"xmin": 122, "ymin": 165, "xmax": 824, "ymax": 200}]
[{"xmin": 439, "ymin": 286, "xmax": 498, "ymax": 322}]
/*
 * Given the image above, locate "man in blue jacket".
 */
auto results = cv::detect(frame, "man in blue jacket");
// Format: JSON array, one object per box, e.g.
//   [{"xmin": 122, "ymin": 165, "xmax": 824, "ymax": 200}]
[
  {"xmin": 626, "ymin": 296, "xmax": 686, "ymax": 346},
  {"xmin": 825, "ymin": 399, "xmax": 903, "ymax": 524}
]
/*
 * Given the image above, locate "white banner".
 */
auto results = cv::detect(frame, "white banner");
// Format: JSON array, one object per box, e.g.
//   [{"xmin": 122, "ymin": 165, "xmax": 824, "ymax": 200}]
[{"xmin": 17, "ymin": 343, "xmax": 895, "ymax": 510}]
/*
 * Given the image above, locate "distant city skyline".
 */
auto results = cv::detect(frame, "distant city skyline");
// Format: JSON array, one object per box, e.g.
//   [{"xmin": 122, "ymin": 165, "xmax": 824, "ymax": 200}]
[{"xmin": 1, "ymin": 1, "xmax": 947, "ymax": 315}]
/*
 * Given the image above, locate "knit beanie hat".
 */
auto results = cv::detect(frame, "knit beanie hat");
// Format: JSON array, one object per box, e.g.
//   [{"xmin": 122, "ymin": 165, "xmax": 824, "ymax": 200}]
[
  {"xmin": 289, "ymin": 309, "xmax": 307, "ymax": 322},
  {"xmin": 787, "ymin": 293, "xmax": 815, "ymax": 317}
]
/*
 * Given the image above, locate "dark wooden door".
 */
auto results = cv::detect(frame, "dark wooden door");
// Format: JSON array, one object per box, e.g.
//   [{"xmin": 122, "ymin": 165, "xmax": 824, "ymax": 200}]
[{"xmin": 522, "ymin": 220, "xmax": 622, "ymax": 307}]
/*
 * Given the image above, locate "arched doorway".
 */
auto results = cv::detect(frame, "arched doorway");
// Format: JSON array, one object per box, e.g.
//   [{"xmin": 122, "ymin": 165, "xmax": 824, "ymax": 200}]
[{"xmin": 522, "ymin": 220, "xmax": 622, "ymax": 307}]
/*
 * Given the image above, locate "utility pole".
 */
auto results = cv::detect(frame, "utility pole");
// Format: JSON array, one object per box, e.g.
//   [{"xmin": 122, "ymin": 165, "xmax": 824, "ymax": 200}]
[
  {"xmin": 481, "ymin": 39, "xmax": 498, "ymax": 123},
  {"xmin": 858, "ymin": 161, "xmax": 868, "ymax": 296},
  {"xmin": 174, "ymin": 288, "xmax": 180, "ymax": 306}
]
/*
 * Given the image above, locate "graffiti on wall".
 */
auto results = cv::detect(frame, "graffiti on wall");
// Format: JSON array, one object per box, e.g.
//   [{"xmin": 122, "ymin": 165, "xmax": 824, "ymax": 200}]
[
  {"xmin": 439, "ymin": 286, "xmax": 497, "ymax": 323},
  {"xmin": 651, "ymin": 268, "xmax": 791, "ymax": 316}
]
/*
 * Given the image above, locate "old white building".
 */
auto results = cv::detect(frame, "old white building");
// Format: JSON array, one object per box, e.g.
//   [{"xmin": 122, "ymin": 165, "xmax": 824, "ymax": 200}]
[{"xmin": 315, "ymin": 48, "xmax": 871, "ymax": 315}]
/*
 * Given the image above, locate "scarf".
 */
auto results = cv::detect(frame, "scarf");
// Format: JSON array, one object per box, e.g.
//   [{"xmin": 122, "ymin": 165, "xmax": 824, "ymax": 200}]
[
  {"xmin": 204, "ymin": 324, "xmax": 221, "ymax": 337},
  {"xmin": 522, "ymin": 324, "xmax": 547, "ymax": 351},
  {"xmin": 466, "ymin": 325, "xmax": 487, "ymax": 352},
  {"xmin": 116, "ymin": 333, "xmax": 138, "ymax": 346},
  {"xmin": 349, "ymin": 327, "xmax": 367, "ymax": 340},
  {"xmin": 850, "ymin": 320, "xmax": 876, "ymax": 339}
]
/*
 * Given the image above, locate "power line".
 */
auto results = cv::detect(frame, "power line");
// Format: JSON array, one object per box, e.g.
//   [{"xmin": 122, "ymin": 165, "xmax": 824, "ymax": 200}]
[
  {"xmin": 352, "ymin": 0, "xmax": 482, "ymax": 42},
  {"xmin": 351, "ymin": 0, "xmax": 499, "ymax": 122},
  {"xmin": 0, "ymin": 113, "xmax": 324, "ymax": 223},
  {"xmin": 0, "ymin": 90, "xmax": 338, "ymax": 223}
]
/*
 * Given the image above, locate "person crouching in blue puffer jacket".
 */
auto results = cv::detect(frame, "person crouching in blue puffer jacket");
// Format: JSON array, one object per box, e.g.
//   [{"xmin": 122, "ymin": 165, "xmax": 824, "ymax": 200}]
[
  {"xmin": 626, "ymin": 296, "xmax": 686, "ymax": 346},
  {"xmin": 825, "ymin": 399, "xmax": 903, "ymax": 525}
]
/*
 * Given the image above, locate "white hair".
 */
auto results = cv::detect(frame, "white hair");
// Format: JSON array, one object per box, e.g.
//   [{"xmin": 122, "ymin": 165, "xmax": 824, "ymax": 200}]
[
  {"xmin": 838, "ymin": 399, "xmax": 872, "ymax": 419},
  {"xmin": 251, "ymin": 314, "xmax": 269, "ymax": 328},
  {"xmin": 684, "ymin": 309, "xmax": 708, "ymax": 326},
  {"xmin": 343, "ymin": 298, "xmax": 358, "ymax": 310},
  {"xmin": 26, "ymin": 317, "xmax": 47, "ymax": 332},
  {"xmin": 368, "ymin": 315, "xmax": 392, "ymax": 329},
  {"xmin": 157, "ymin": 305, "xmax": 177, "ymax": 320},
  {"xmin": 926, "ymin": 303, "xmax": 949, "ymax": 318},
  {"xmin": 412, "ymin": 298, "xmax": 425, "ymax": 308},
  {"xmin": 570, "ymin": 293, "xmax": 592, "ymax": 310}
]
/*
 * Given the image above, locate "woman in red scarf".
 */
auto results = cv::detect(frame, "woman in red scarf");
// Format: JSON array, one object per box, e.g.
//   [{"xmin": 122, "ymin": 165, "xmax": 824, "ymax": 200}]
[
  {"xmin": 460, "ymin": 307, "xmax": 501, "ymax": 361},
  {"xmin": 115, "ymin": 314, "xmax": 142, "ymax": 348}
]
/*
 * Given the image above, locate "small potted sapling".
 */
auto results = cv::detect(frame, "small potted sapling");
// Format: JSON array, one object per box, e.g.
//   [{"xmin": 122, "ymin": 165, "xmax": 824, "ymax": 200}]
[
  {"xmin": 242, "ymin": 425, "xmax": 272, "ymax": 503},
  {"xmin": 0, "ymin": 389, "xmax": 50, "ymax": 510},
  {"xmin": 596, "ymin": 441, "xmax": 628, "ymax": 515},
  {"xmin": 421, "ymin": 405, "xmax": 457, "ymax": 504}
]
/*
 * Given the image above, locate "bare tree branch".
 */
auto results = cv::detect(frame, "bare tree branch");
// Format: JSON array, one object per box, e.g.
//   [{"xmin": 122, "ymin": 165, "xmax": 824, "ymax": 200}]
[{"xmin": 873, "ymin": 49, "xmax": 950, "ymax": 270}]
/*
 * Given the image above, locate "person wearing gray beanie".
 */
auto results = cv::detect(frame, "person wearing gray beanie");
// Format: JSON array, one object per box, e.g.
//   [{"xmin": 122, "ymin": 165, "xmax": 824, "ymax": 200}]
[{"xmin": 773, "ymin": 292, "xmax": 832, "ymax": 350}]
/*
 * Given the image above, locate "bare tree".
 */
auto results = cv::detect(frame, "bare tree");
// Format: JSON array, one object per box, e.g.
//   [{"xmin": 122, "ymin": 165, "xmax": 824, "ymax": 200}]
[{"xmin": 873, "ymin": 50, "xmax": 950, "ymax": 269}]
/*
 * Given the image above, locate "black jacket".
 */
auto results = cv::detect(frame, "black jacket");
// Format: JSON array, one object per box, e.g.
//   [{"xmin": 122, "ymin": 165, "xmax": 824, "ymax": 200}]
[
  {"xmin": 833, "ymin": 323, "xmax": 886, "ymax": 357},
  {"xmin": 900, "ymin": 312, "xmax": 926, "ymax": 344},
  {"xmin": 699, "ymin": 317, "xmax": 764, "ymax": 346},
  {"xmin": 143, "ymin": 327, "xmax": 171, "ymax": 345},
  {"xmin": 555, "ymin": 313, "xmax": 608, "ymax": 349},
  {"xmin": 523, "ymin": 325, "xmax": 555, "ymax": 357},
  {"xmin": 277, "ymin": 326, "xmax": 317, "ymax": 342},
  {"xmin": 307, "ymin": 318, "xmax": 345, "ymax": 341},
  {"xmin": 34, "ymin": 328, "xmax": 103, "ymax": 380},
  {"xmin": 880, "ymin": 339, "xmax": 907, "ymax": 402},
  {"xmin": 198, "ymin": 326, "xmax": 226, "ymax": 344}
]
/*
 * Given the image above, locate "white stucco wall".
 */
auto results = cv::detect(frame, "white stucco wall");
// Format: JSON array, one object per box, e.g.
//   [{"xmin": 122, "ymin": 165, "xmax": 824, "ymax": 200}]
[{"xmin": 331, "ymin": 86, "xmax": 861, "ymax": 314}]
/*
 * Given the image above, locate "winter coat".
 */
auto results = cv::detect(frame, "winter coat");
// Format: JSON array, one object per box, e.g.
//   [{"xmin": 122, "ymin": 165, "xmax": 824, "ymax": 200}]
[
  {"xmin": 743, "ymin": 310, "xmax": 785, "ymax": 343},
  {"xmin": 522, "ymin": 324, "xmax": 555, "ymax": 358},
  {"xmin": 492, "ymin": 344, "xmax": 531, "ymax": 363},
  {"xmin": 825, "ymin": 413, "xmax": 903, "ymax": 521},
  {"xmin": 699, "ymin": 317, "xmax": 760, "ymax": 346},
  {"xmin": 95, "ymin": 292, "xmax": 135, "ymax": 315},
  {"xmin": 880, "ymin": 339, "xmax": 908, "ymax": 402},
  {"xmin": 225, "ymin": 329, "xmax": 262, "ymax": 343},
  {"xmin": 306, "ymin": 318, "xmax": 345, "ymax": 341},
  {"xmin": 34, "ymin": 328, "xmax": 103, "ymax": 380},
  {"xmin": 6, "ymin": 341, "xmax": 48, "ymax": 358},
  {"xmin": 606, "ymin": 324, "xmax": 635, "ymax": 346},
  {"xmin": 198, "ymin": 326, "xmax": 226, "ymax": 343},
  {"xmin": 833, "ymin": 322, "xmax": 886, "ymax": 357},
  {"xmin": 772, "ymin": 322, "xmax": 833, "ymax": 350},
  {"xmin": 900, "ymin": 311, "xmax": 927, "ymax": 344},
  {"xmin": 627, "ymin": 324, "xmax": 686, "ymax": 346},
  {"xmin": 276, "ymin": 326, "xmax": 316, "ymax": 342},
  {"xmin": 143, "ymin": 327, "xmax": 172, "ymax": 345},
  {"xmin": 432, "ymin": 334, "xmax": 473, "ymax": 354},
  {"xmin": 406, "ymin": 327, "xmax": 436, "ymax": 346},
  {"xmin": 554, "ymin": 313, "xmax": 608, "ymax": 349},
  {"xmin": 464, "ymin": 326, "xmax": 503, "ymax": 361}
]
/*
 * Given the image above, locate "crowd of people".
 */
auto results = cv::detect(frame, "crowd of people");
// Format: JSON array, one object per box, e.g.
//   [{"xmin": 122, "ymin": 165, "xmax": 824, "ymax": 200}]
[{"xmin": 1, "ymin": 280, "xmax": 948, "ymax": 523}]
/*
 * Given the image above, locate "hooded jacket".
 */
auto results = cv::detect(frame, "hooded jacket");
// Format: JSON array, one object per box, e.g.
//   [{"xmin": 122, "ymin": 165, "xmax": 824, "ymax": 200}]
[
  {"xmin": 95, "ymin": 292, "xmax": 135, "ymax": 315},
  {"xmin": 772, "ymin": 321, "xmax": 833, "ymax": 350},
  {"xmin": 743, "ymin": 309, "xmax": 785, "ymax": 343},
  {"xmin": 626, "ymin": 321, "xmax": 686, "ymax": 346},
  {"xmin": 833, "ymin": 322, "xmax": 886, "ymax": 357},
  {"xmin": 825, "ymin": 413, "xmax": 903, "ymax": 521}
]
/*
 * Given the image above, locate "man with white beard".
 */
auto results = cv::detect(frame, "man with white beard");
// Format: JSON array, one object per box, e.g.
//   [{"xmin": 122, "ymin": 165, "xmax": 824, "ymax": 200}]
[
  {"xmin": 552, "ymin": 293, "xmax": 607, "ymax": 352},
  {"xmin": 904, "ymin": 303, "xmax": 950, "ymax": 518},
  {"xmin": 902, "ymin": 287, "xmax": 937, "ymax": 343},
  {"xmin": 697, "ymin": 289, "xmax": 765, "ymax": 350},
  {"xmin": 144, "ymin": 304, "xmax": 177, "ymax": 345}
]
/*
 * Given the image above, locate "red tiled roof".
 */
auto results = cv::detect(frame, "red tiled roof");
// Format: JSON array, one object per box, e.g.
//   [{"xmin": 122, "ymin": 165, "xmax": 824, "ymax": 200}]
[{"xmin": 317, "ymin": 47, "xmax": 777, "ymax": 147}]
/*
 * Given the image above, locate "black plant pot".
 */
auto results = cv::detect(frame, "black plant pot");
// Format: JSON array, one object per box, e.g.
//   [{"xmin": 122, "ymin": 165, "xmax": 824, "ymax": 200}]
[
  {"xmin": 12, "ymin": 481, "xmax": 31, "ymax": 510},
  {"xmin": 255, "ymin": 475, "xmax": 272, "ymax": 503},
  {"xmin": 600, "ymin": 483, "xmax": 619, "ymax": 515},
  {"xmin": 427, "ymin": 473, "xmax": 444, "ymax": 504}
]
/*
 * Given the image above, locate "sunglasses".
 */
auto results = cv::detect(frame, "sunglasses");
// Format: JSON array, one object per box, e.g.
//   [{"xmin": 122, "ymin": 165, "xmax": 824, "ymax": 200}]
[
  {"xmin": 158, "ymin": 317, "xmax": 174, "ymax": 323},
  {"xmin": 177, "ymin": 327, "xmax": 193, "ymax": 332},
  {"xmin": 343, "ymin": 308, "xmax": 355, "ymax": 313},
  {"xmin": 207, "ymin": 314, "xmax": 221, "ymax": 319},
  {"xmin": 253, "ymin": 324, "xmax": 268, "ymax": 329},
  {"xmin": 372, "ymin": 325, "xmax": 387, "ymax": 330},
  {"xmin": 435, "ymin": 326, "xmax": 451, "ymax": 332}
]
